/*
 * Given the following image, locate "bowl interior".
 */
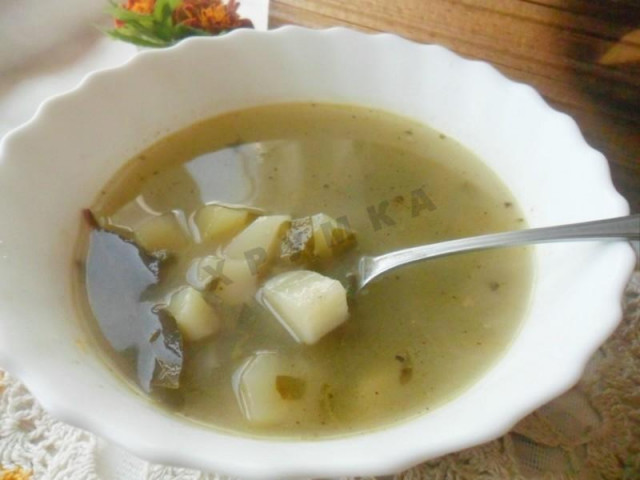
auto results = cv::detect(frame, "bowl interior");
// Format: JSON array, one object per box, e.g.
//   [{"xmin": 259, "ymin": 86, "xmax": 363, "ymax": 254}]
[{"xmin": 0, "ymin": 27, "xmax": 634, "ymax": 479}]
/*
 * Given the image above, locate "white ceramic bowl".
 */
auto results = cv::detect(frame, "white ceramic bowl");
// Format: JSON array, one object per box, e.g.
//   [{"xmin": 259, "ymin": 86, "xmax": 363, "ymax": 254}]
[{"xmin": 0, "ymin": 27, "xmax": 635, "ymax": 479}]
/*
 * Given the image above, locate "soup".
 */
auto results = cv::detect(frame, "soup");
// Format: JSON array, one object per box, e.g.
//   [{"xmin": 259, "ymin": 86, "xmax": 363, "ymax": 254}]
[{"xmin": 75, "ymin": 103, "xmax": 533, "ymax": 438}]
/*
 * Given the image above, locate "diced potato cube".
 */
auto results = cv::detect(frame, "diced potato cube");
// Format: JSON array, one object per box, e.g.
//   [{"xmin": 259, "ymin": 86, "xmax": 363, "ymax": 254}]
[
  {"xmin": 232, "ymin": 352, "xmax": 287, "ymax": 425},
  {"xmin": 166, "ymin": 287, "xmax": 221, "ymax": 341},
  {"xmin": 106, "ymin": 199, "xmax": 150, "ymax": 232},
  {"xmin": 310, "ymin": 213, "xmax": 356, "ymax": 259},
  {"xmin": 133, "ymin": 212, "xmax": 189, "ymax": 253},
  {"xmin": 224, "ymin": 215, "xmax": 291, "ymax": 267},
  {"xmin": 232, "ymin": 352, "xmax": 306, "ymax": 426},
  {"xmin": 197, "ymin": 255, "xmax": 258, "ymax": 306},
  {"xmin": 260, "ymin": 270, "xmax": 349, "ymax": 344},
  {"xmin": 194, "ymin": 204, "xmax": 251, "ymax": 244}
]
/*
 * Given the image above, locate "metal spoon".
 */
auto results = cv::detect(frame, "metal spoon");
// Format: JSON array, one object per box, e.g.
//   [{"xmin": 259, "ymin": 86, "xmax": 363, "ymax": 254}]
[{"xmin": 356, "ymin": 214, "xmax": 639, "ymax": 290}]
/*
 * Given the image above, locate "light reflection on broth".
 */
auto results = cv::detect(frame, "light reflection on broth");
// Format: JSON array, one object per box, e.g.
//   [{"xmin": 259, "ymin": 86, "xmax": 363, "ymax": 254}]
[{"xmin": 75, "ymin": 103, "xmax": 533, "ymax": 438}]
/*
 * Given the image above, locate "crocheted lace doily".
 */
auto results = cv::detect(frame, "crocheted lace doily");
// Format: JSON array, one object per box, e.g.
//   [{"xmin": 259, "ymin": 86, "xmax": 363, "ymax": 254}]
[{"xmin": 1, "ymin": 266, "xmax": 638, "ymax": 480}]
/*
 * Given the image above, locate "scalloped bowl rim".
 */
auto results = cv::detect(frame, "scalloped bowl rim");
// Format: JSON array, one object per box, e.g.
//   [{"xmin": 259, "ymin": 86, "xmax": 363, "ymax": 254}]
[{"xmin": 0, "ymin": 27, "xmax": 635, "ymax": 479}]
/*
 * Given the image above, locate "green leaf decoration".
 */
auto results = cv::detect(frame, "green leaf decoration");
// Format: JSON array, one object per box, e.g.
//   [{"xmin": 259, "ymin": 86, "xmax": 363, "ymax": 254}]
[{"xmin": 106, "ymin": 0, "xmax": 252, "ymax": 48}]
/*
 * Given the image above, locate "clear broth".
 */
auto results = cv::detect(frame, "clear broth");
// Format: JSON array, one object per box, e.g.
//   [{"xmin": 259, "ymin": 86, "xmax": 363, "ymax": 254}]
[{"xmin": 76, "ymin": 103, "xmax": 533, "ymax": 438}]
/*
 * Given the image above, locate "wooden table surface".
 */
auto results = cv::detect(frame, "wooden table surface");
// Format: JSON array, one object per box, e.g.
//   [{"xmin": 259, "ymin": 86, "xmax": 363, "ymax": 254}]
[{"xmin": 269, "ymin": 0, "xmax": 640, "ymax": 213}]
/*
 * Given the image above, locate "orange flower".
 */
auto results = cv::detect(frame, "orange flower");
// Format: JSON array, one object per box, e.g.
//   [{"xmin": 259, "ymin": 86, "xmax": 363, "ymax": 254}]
[
  {"xmin": 114, "ymin": 0, "xmax": 155, "ymax": 27},
  {"xmin": 124, "ymin": 0, "xmax": 155, "ymax": 15},
  {"xmin": 173, "ymin": 0, "xmax": 253, "ymax": 34},
  {"xmin": 111, "ymin": 0, "xmax": 253, "ymax": 44}
]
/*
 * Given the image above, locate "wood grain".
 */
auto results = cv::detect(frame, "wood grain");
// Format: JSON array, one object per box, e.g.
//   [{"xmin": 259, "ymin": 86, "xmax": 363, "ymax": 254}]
[{"xmin": 269, "ymin": 0, "xmax": 640, "ymax": 212}]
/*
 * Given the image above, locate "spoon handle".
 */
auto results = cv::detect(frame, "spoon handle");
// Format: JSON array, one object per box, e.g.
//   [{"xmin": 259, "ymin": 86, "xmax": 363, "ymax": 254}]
[{"xmin": 359, "ymin": 214, "xmax": 640, "ymax": 288}]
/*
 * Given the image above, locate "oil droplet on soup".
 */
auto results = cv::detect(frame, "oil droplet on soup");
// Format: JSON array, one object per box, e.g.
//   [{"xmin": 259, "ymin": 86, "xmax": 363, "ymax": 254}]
[{"xmin": 75, "ymin": 103, "xmax": 533, "ymax": 438}]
